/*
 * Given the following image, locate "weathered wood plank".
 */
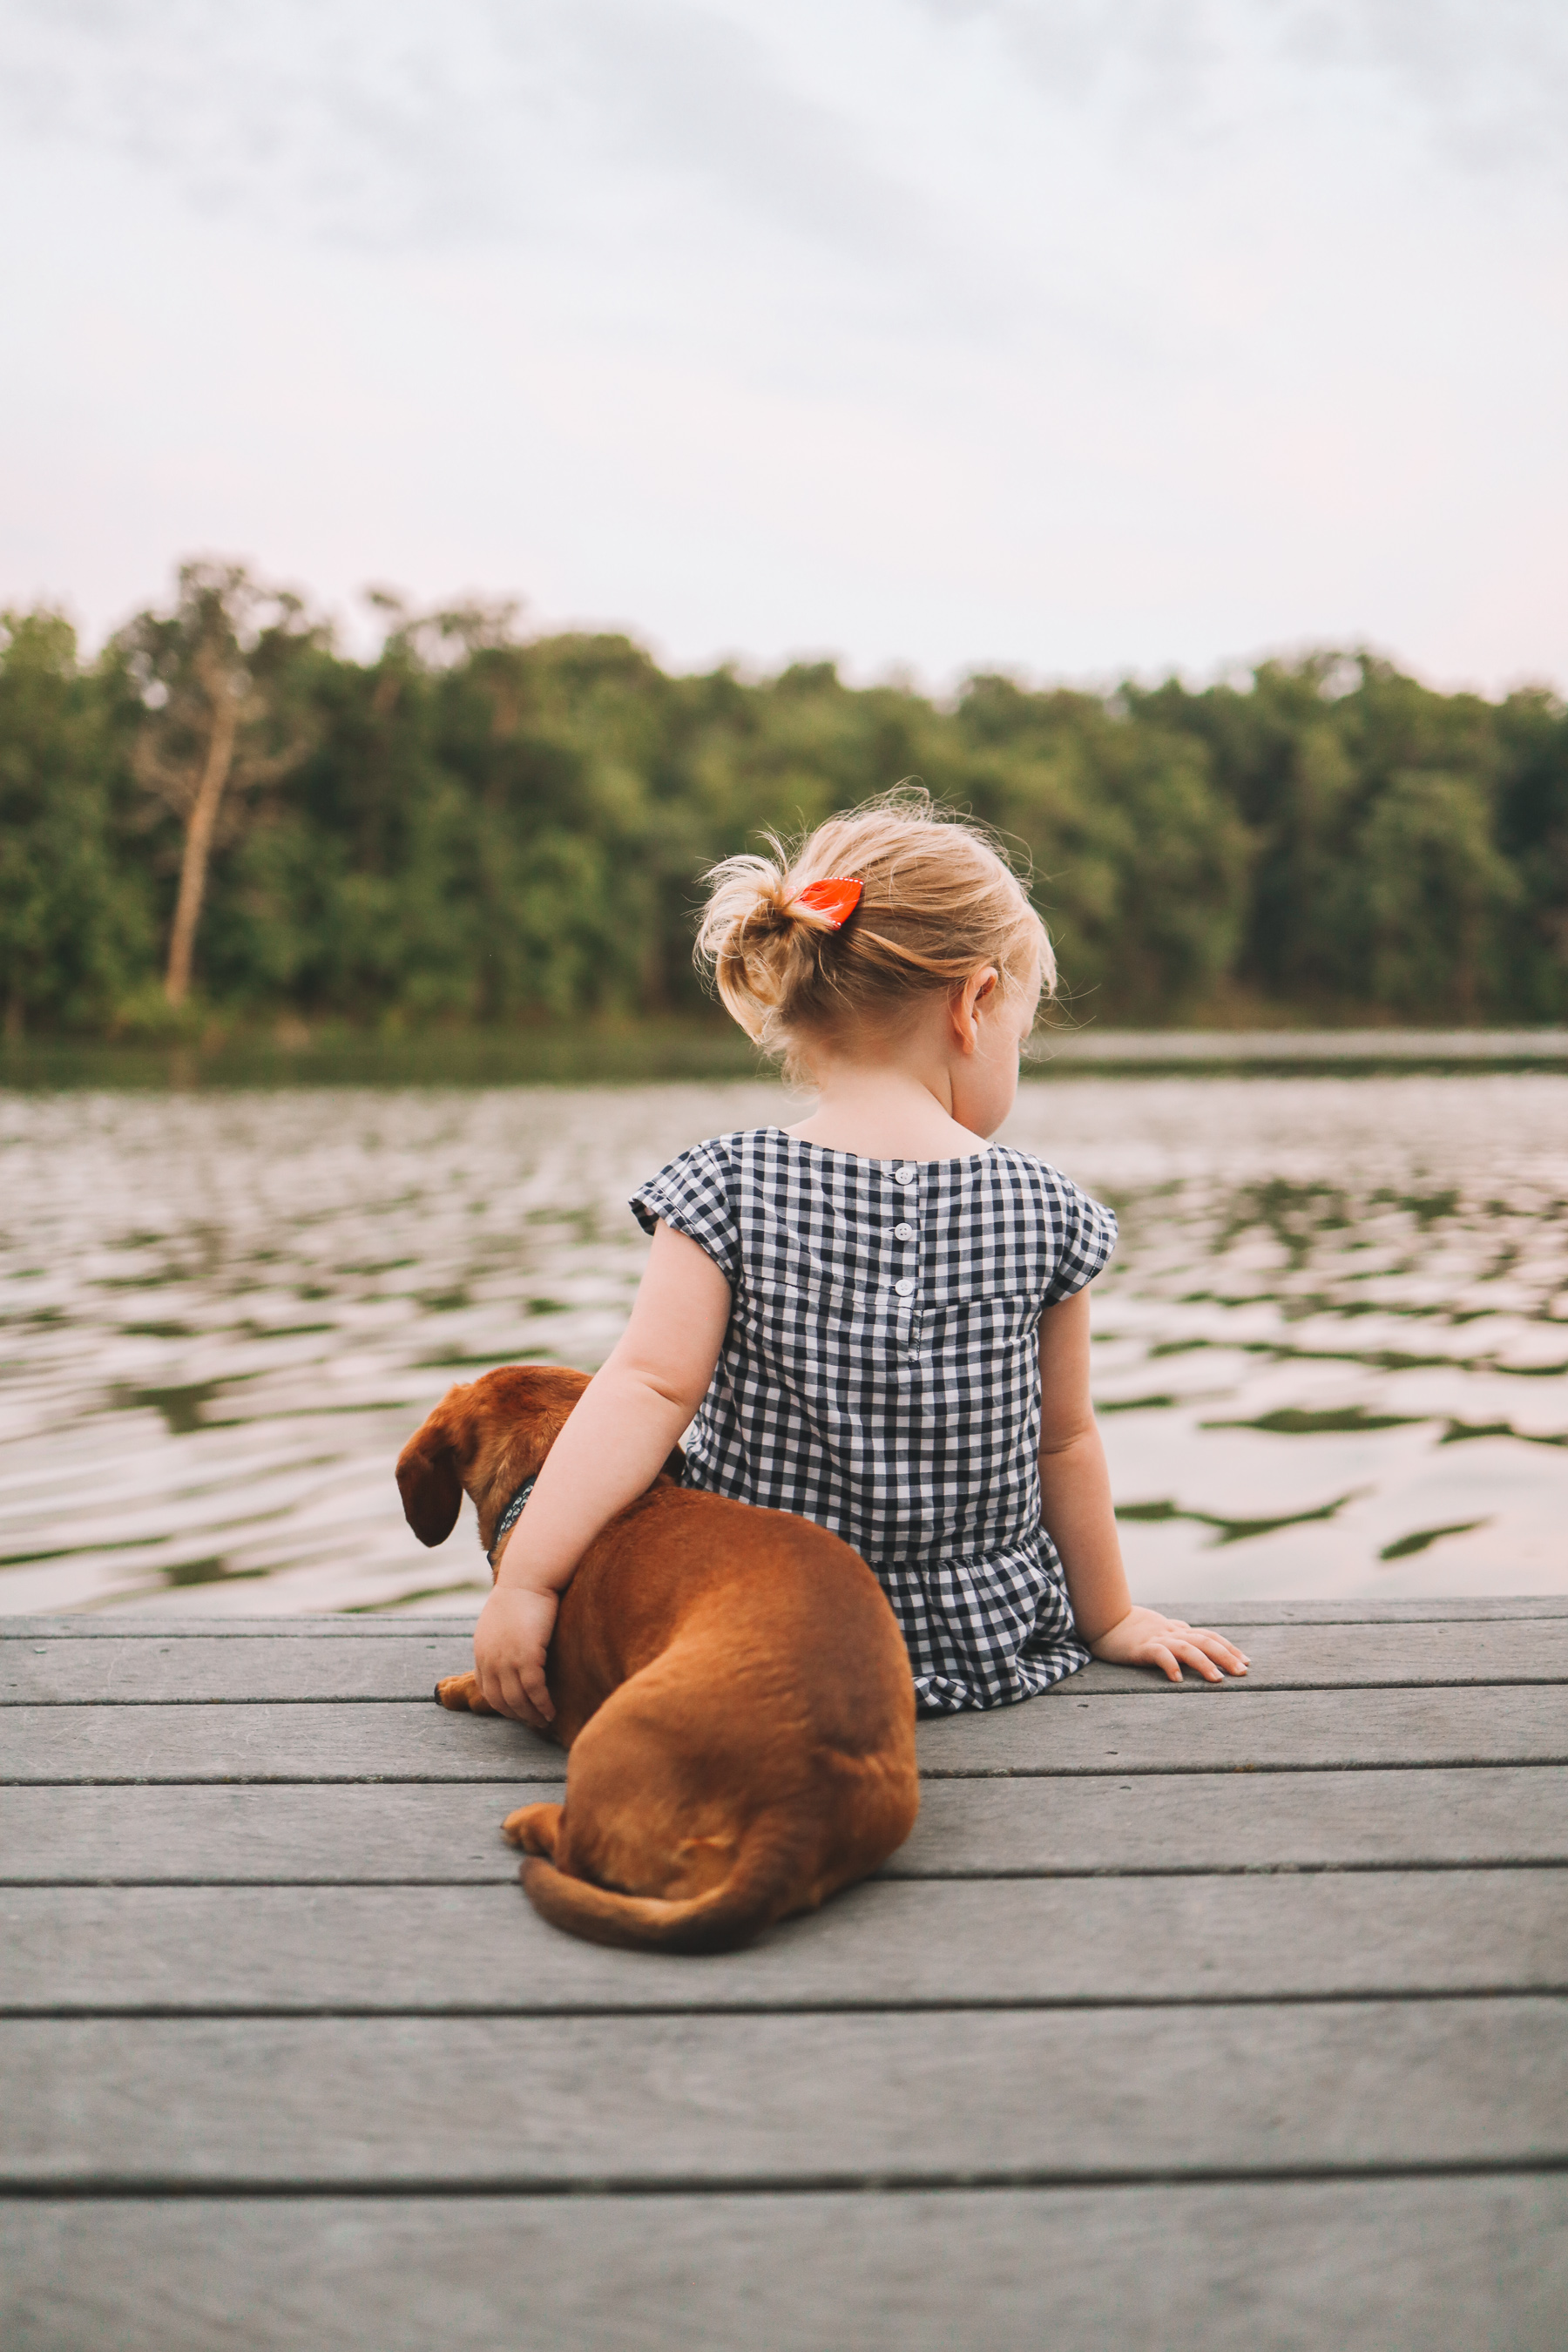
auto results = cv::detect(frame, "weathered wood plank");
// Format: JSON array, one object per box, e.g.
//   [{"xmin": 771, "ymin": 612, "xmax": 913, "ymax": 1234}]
[
  {"xmin": 1, "ymin": 1636, "xmax": 477, "ymax": 1706},
  {"xmin": 5, "ymin": 2179, "xmax": 1565, "ymax": 2352},
  {"xmin": 916, "ymin": 1687, "xmax": 1568, "ymax": 1774},
  {"xmin": 1075, "ymin": 1621, "xmax": 1568, "ymax": 1690},
  {"xmin": 4, "ymin": 1871, "xmax": 1565, "ymax": 2014},
  {"xmin": 0, "ymin": 1618, "xmax": 484, "ymax": 1639},
  {"xmin": 895, "ymin": 1767, "xmax": 1568, "ymax": 1875},
  {"xmin": 6, "ymin": 2001, "xmax": 1565, "ymax": 2184},
  {"xmin": 1151, "ymin": 1598, "xmax": 1568, "ymax": 1624},
  {"xmin": 0, "ymin": 1781, "xmax": 543, "ymax": 1880},
  {"xmin": 9, "ymin": 1622, "xmax": 1567, "ymax": 1705},
  {"xmin": 7, "ymin": 1768, "xmax": 1565, "ymax": 1883},
  {"xmin": 7, "ymin": 1686, "xmax": 1565, "ymax": 1783},
  {"xmin": 0, "ymin": 1703, "xmax": 564, "ymax": 1785}
]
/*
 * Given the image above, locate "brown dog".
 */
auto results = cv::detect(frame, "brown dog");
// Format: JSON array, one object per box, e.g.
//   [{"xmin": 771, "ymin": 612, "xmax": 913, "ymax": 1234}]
[{"xmin": 395, "ymin": 1365, "xmax": 919, "ymax": 1952}]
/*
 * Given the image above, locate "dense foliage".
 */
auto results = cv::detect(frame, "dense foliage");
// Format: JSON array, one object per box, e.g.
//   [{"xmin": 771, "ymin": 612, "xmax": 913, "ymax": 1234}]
[{"xmin": 3, "ymin": 565, "xmax": 1566, "ymax": 1037}]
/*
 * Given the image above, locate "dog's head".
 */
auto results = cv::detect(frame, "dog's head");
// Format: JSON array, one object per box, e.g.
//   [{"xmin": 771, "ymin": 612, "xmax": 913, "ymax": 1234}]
[{"xmin": 395, "ymin": 1364, "xmax": 591, "ymax": 1558}]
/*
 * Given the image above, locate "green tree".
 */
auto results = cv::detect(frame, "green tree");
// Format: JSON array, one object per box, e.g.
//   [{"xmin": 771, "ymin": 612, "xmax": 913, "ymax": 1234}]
[
  {"xmin": 0, "ymin": 611, "xmax": 152, "ymax": 1036},
  {"xmin": 113, "ymin": 563, "xmax": 321, "ymax": 1006},
  {"xmin": 1132, "ymin": 658, "xmax": 1362, "ymax": 1004},
  {"xmin": 957, "ymin": 679, "xmax": 1253, "ymax": 1020},
  {"xmin": 1354, "ymin": 770, "xmax": 1519, "ymax": 1019},
  {"xmin": 1493, "ymin": 689, "xmax": 1568, "ymax": 1018}
]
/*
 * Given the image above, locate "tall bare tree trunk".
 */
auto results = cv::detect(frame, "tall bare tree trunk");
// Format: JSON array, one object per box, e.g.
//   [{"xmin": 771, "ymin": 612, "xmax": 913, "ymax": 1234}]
[{"xmin": 164, "ymin": 652, "xmax": 240, "ymax": 1008}]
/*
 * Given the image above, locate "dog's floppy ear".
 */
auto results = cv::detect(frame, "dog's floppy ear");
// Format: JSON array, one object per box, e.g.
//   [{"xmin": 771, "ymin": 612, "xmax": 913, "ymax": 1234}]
[{"xmin": 396, "ymin": 1396, "xmax": 465, "ymax": 1547}]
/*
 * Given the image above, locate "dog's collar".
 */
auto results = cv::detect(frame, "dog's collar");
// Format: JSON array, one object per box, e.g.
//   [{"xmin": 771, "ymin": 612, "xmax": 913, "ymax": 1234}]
[{"xmin": 487, "ymin": 1475, "xmax": 537, "ymax": 1565}]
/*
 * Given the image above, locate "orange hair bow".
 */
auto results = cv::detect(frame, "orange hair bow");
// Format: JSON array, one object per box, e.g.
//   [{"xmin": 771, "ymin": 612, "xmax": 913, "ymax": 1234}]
[{"xmin": 786, "ymin": 876, "xmax": 863, "ymax": 931}]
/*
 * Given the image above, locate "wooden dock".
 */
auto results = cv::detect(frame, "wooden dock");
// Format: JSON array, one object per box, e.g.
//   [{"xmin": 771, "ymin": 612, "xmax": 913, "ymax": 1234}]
[{"xmin": 3, "ymin": 1598, "xmax": 1566, "ymax": 2349}]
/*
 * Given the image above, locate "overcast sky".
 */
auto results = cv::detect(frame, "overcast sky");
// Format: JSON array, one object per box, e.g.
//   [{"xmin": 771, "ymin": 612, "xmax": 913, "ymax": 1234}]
[{"xmin": 3, "ymin": 0, "xmax": 1565, "ymax": 689}]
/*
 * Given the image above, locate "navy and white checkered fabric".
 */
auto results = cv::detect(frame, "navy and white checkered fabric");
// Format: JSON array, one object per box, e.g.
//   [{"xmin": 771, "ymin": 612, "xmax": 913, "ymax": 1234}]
[{"xmin": 631, "ymin": 1130, "xmax": 1118, "ymax": 1714}]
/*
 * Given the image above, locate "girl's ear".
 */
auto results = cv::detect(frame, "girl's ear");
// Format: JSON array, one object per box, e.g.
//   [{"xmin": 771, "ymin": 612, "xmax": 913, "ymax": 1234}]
[{"xmin": 950, "ymin": 966, "xmax": 1000, "ymax": 1054}]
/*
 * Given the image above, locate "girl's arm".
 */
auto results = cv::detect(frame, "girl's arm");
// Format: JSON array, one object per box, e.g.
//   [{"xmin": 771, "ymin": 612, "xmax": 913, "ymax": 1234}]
[
  {"xmin": 1037, "ymin": 1288, "xmax": 1249, "ymax": 1683},
  {"xmin": 472, "ymin": 1222, "xmax": 733, "ymax": 1725}
]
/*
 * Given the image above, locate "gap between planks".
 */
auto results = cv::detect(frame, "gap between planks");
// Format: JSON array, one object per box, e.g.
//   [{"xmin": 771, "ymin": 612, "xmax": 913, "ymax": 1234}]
[
  {"xmin": 5, "ymin": 1597, "xmax": 1566, "ymax": 1633},
  {"xmin": 7, "ymin": 2159, "xmax": 1568, "ymax": 2199}
]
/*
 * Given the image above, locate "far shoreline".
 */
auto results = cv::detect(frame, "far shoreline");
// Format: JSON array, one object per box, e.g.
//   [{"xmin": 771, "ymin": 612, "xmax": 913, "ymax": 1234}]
[{"xmin": 5, "ymin": 1020, "xmax": 1568, "ymax": 1092}]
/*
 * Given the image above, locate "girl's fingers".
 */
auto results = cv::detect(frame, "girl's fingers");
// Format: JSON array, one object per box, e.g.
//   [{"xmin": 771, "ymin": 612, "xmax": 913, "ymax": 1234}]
[
  {"xmin": 497, "ymin": 1666, "xmax": 532, "ymax": 1724},
  {"xmin": 515, "ymin": 1677, "xmax": 549, "ymax": 1729},
  {"xmin": 1170, "ymin": 1640, "xmax": 1223, "ymax": 1682},
  {"xmin": 1132, "ymin": 1620, "xmax": 1250, "ymax": 1681},
  {"xmin": 1179, "ymin": 1624, "xmax": 1250, "ymax": 1671}
]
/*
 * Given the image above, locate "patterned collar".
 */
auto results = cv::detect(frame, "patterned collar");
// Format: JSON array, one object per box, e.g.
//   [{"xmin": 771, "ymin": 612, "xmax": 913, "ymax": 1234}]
[{"xmin": 487, "ymin": 1475, "xmax": 537, "ymax": 1565}]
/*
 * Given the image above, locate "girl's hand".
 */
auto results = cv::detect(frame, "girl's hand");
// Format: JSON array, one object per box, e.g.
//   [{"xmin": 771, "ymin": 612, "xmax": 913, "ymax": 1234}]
[
  {"xmin": 1089, "ymin": 1607, "xmax": 1249, "ymax": 1683},
  {"xmin": 473, "ymin": 1585, "xmax": 559, "ymax": 1729}
]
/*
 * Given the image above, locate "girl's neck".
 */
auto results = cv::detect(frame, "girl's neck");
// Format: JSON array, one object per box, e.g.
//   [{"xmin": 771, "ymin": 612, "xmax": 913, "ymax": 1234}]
[{"xmin": 783, "ymin": 1061, "xmax": 994, "ymax": 1162}]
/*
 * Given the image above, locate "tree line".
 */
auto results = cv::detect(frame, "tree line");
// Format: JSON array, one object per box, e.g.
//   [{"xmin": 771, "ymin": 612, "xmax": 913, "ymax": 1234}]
[{"xmin": 3, "ymin": 560, "xmax": 1565, "ymax": 1039}]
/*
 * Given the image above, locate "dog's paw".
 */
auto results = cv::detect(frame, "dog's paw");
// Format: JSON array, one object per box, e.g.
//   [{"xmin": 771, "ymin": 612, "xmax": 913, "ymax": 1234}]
[
  {"xmin": 435, "ymin": 1671, "xmax": 494, "ymax": 1713},
  {"xmin": 502, "ymin": 1801, "xmax": 563, "ymax": 1856}
]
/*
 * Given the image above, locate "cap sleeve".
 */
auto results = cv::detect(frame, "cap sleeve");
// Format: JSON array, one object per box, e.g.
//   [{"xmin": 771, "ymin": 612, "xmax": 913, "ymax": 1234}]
[
  {"xmin": 629, "ymin": 1139, "xmax": 740, "ymax": 1288},
  {"xmin": 1037, "ymin": 1168, "xmax": 1119, "ymax": 1308}
]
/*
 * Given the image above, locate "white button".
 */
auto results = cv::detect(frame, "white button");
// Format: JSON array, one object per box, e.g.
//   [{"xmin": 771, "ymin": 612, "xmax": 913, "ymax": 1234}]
[
  {"xmin": 894, "ymin": 1221, "xmax": 915, "ymax": 1241},
  {"xmin": 895, "ymin": 1275, "xmax": 916, "ymax": 1296},
  {"xmin": 895, "ymin": 1165, "xmax": 916, "ymax": 1184}
]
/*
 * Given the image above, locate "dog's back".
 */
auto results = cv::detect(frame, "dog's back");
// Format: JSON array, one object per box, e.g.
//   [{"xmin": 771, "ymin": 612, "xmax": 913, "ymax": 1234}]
[
  {"xmin": 397, "ymin": 1369, "xmax": 919, "ymax": 1951},
  {"xmin": 516, "ymin": 1489, "xmax": 919, "ymax": 1950}
]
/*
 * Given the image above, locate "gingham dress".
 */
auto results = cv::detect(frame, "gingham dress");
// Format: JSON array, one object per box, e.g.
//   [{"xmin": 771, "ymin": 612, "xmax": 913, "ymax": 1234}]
[{"xmin": 631, "ymin": 1130, "xmax": 1118, "ymax": 1714}]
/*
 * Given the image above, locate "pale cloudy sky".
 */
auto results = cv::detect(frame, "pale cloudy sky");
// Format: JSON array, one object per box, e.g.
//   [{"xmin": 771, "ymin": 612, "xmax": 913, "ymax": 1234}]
[{"xmin": 3, "ymin": 0, "xmax": 1565, "ymax": 688}]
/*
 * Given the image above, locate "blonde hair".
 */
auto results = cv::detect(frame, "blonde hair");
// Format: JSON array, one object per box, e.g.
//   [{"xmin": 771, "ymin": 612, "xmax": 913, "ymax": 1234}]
[{"xmin": 695, "ymin": 788, "xmax": 1054, "ymax": 1072}]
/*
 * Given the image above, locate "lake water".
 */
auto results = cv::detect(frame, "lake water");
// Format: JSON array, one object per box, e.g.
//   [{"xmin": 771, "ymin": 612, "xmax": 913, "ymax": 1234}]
[{"xmin": 2, "ymin": 1075, "xmax": 1565, "ymax": 1618}]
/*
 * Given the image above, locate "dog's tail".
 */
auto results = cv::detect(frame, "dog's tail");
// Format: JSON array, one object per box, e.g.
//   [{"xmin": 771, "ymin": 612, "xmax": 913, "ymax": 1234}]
[{"xmin": 519, "ymin": 1823, "xmax": 804, "ymax": 1954}]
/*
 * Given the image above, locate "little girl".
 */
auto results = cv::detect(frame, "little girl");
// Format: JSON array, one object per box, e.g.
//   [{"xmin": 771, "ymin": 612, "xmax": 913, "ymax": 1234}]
[{"xmin": 473, "ymin": 793, "xmax": 1247, "ymax": 1725}]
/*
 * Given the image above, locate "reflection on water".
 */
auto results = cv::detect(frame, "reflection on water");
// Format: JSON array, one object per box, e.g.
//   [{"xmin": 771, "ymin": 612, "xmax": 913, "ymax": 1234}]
[{"xmin": 2, "ymin": 1077, "xmax": 1565, "ymax": 1615}]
